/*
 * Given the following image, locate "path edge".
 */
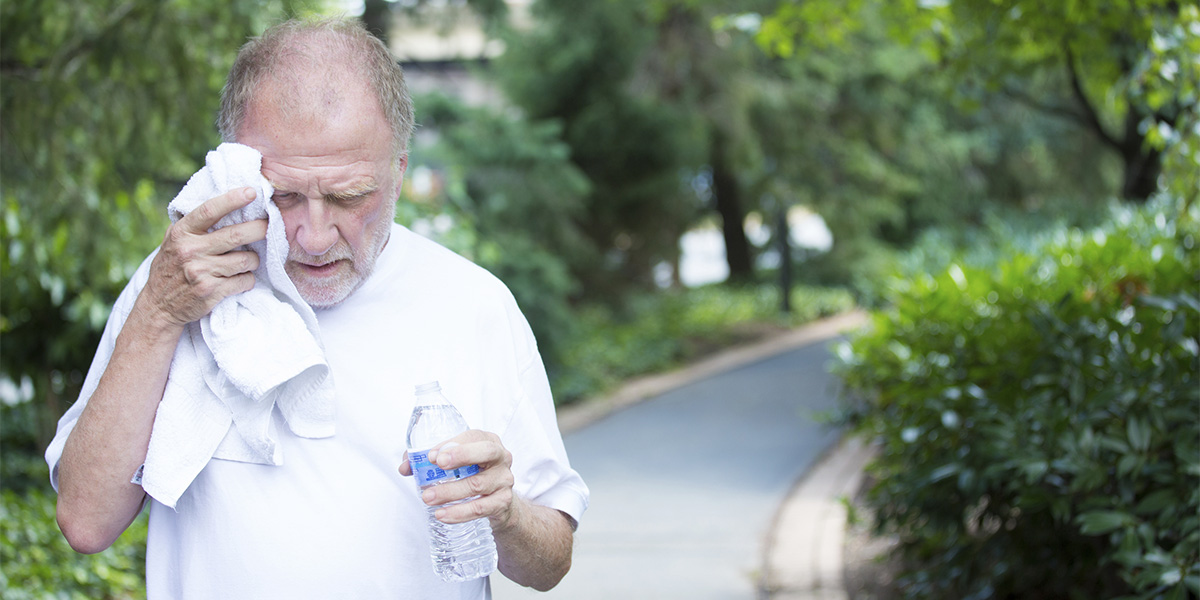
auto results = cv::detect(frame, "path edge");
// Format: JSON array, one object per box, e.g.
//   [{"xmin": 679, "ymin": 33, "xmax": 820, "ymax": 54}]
[{"xmin": 760, "ymin": 435, "xmax": 878, "ymax": 600}]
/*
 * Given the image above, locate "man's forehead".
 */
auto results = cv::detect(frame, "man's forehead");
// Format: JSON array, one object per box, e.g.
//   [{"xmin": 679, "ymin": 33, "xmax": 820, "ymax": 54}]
[
  {"xmin": 242, "ymin": 84, "xmax": 388, "ymax": 156},
  {"xmin": 248, "ymin": 79, "xmax": 347, "ymax": 129},
  {"xmin": 262, "ymin": 164, "xmax": 379, "ymax": 195}
]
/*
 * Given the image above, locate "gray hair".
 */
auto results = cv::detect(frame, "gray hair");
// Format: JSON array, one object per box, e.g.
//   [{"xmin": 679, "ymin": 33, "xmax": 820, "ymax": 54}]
[{"xmin": 217, "ymin": 17, "xmax": 414, "ymax": 163}]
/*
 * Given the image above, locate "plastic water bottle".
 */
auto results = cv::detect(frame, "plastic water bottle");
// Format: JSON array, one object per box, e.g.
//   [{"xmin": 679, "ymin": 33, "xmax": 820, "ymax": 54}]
[{"xmin": 406, "ymin": 381, "xmax": 498, "ymax": 582}]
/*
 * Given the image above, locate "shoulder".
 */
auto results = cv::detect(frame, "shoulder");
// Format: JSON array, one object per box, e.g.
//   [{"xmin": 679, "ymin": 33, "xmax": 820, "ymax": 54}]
[
  {"xmin": 384, "ymin": 225, "xmax": 537, "ymax": 353},
  {"xmin": 388, "ymin": 225, "xmax": 518, "ymax": 309}
]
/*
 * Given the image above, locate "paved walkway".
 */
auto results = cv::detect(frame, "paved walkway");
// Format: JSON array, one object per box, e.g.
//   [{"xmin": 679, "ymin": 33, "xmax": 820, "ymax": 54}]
[{"xmin": 493, "ymin": 311, "xmax": 868, "ymax": 599}]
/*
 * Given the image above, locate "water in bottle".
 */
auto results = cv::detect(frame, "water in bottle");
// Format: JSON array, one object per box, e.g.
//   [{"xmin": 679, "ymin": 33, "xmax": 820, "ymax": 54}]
[{"xmin": 406, "ymin": 381, "xmax": 498, "ymax": 582}]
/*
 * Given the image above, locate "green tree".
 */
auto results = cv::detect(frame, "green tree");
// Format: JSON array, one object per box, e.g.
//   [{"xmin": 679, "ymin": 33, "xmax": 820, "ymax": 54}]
[
  {"xmin": 634, "ymin": 0, "xmax": 1124, "ymax": 295},
  {"xmin": 759, "ymin": 0, "xmax": 1200, "ymax": 203},
  {"xmin": 637, "ymin": 2, "xmax": 757, "ymax": 283},
  {"xmin": 494, "ymin": 0, "xmax": 704, "ymax": 296},
  {"xmin": 684, "ymin": 0, "xmax": 1133, "ymax": 295},
  {"xmin": 640, "ymin": 1, "xmax": 783, "ymax": 284}
]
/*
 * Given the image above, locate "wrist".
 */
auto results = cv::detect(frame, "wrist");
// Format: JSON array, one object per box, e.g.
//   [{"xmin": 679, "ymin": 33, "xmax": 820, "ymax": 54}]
[{"xmin": 126, "ymin": 291, "xmax": 187, "ymax": 348}]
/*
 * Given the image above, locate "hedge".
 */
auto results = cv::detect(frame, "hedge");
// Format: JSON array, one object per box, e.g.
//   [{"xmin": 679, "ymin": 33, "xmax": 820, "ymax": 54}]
[{"xmin": 834, "ymin": 196, "xmax": 1199, "ymax": 599}]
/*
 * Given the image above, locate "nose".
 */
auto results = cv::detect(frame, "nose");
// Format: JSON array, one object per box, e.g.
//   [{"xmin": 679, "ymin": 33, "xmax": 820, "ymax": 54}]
[{"xmin": 295, "ymin": 199, "xmax": 339, "ymax": 257}]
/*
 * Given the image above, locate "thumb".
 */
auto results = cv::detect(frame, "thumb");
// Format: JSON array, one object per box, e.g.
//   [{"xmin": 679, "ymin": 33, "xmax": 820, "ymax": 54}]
[{"xmin": 398, "ymin": 451, "xmax": 413, "ymax": 477}]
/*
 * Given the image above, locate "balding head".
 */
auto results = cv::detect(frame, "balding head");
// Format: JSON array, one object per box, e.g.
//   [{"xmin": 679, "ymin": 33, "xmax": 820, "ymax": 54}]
[{"xmin": 217, "ymin": 18, "xmax": 414, "ymax": 168}]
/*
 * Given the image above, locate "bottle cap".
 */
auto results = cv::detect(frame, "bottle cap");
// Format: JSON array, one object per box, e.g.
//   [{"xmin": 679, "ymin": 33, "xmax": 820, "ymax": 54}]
[{"xmin": 415, "ymin": 381, "xmax": 441, "ymax": 395}]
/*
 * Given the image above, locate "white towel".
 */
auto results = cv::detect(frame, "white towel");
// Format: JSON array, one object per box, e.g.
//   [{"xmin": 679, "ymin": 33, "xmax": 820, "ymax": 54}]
[{"xmin": 143, "ymin": 143, "xmax": 336, "ymax": 509}]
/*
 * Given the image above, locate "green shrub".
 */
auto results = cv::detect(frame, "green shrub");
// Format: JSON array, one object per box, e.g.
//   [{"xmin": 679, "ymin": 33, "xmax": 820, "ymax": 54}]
[
  {"xmin": 853, "ymin": 200, "xmax": 1116, "ymax": 308},
  {"xmin": 1, "ymin": 483, "xmax": 148, "ymax": 599},
  {"xmin": 835, "ymin": 196, "xmax": 1199, "ymax": 599}
]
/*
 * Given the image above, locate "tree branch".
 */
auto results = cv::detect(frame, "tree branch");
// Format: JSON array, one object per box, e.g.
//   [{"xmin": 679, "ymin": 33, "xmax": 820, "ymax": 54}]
[
  {"xmin": 1062, "ymin": 41, "xmax": 1123, "ymax": 150},
  {"xmin": 1000, "ymin": 84, "xmax": 1096, "ymax": 129}
]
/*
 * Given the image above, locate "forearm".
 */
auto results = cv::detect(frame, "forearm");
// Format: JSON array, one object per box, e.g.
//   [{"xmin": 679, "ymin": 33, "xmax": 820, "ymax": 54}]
[
  {"xmin": 493, "ymin": 497, "xmax": 576, "ymax": 591},
  {"xmin": 56, "ymin": 300, "xmax": 182, "ymax": 554}
]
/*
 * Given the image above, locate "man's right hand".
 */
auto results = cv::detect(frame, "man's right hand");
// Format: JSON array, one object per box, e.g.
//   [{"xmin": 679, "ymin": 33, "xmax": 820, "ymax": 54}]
[{"xmin": 141, "ymin": 187, "xmax": 268, "ymax": 328}]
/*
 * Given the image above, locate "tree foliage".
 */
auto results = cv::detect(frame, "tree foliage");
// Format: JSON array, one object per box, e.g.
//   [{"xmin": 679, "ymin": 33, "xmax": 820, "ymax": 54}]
[
  {"xmin": 709, "ymin": 1, "xmax": 1109, "ymax": 293},
  {"xmin": 835, "ymin": 197, "xmax": 1199, "ymax": 598},
  {"xmin": 638, "ymin": 1, "xmax": 779, "ymax": 282},
  {"xmin": 494, "ymin": 0, "xmax": 706, "ymax": 296},
  {"xmin": 759, "ymin": 0, "xmax": 1200, "ymax": 202}
]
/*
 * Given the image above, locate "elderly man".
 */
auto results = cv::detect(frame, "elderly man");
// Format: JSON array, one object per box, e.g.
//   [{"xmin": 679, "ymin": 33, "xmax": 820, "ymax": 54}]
[{"xmin": 46, "ymin": 17, "xmax": 587, "ymax": 599}]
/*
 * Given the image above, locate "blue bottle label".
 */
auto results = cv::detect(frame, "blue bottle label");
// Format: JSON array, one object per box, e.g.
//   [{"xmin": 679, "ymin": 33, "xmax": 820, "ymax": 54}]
[{"xmin": 410, "ymin": 449, "xmax": 480, "ymax": 487}]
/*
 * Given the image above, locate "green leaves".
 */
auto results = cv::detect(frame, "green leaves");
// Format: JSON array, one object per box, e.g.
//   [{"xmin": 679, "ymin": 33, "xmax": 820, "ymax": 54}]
[
  {"xmin": 1078, "ymin": 510, "xmax": 1135, "ymax": 535},
  {"xmin": 836, "ymin": 196, "xmax": 1200, "ymax": 598},
  {"xmin": 1, "ymin": 487, "xmax": 149, "ymax": 598},
  {"xmin": 493, "ymin": 0, "xmax": 704, "ymax": 296},
  {"xmin": 757, "ymin": 0, "xmax": 1200, "ymax": 202}
]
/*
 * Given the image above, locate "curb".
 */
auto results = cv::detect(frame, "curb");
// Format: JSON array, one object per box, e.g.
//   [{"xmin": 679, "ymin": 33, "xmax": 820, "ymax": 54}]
[
  {"xmin": 762, "ymin": 436, "xmax": 877, "ymax": 600},
  {"xmin": 554, "ymin": 310, "xmax": 869, "ymax": 434}
]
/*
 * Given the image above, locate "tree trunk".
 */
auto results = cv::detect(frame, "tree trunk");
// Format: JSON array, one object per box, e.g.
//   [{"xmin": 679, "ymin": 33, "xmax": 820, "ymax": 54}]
[
  {"xmin": 1120, "ymin": 111, "xmax": 1164, "ymax": 202},
  {"xmin": 1062, "ymin": 47, "xmax": 1163, "ymax": 203},
  {"xmin": 777, "ymin": 206, "xmax": 792, "ymax": 314},
  {"xmin": 711, "ymin": 132, "xmax": 754, "ymax": 282}
]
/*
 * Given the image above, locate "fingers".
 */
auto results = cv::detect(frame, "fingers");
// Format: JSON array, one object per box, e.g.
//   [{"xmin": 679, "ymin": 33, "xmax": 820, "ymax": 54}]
[
  {"xmin": 141, "ymin": 188, "xmax": 268, "ymax": 327},
  {"xmin": 414, "ymin": 431, "xmax": 516, "ymax": 525},
  {"xmin": 216, "ymin": 218, "xmax": 269, "ymax": 253},
  {"xmin": 179, "ymin": 187, "xmax": 256, "ymax": 234},
  {"xmin": 398, "ymin": 451, "xmax": 413, "ymax": 477},
  {"xmin": 431, "ymin": 484, "xmax": 515, "ymax": 526},
  {"xmin": 175, "ymin": 189, "xmax": 268, "ymax": 255},
  {"xmin": 428, "ymin": 430, "xmax": 502, "ymax": 468}
]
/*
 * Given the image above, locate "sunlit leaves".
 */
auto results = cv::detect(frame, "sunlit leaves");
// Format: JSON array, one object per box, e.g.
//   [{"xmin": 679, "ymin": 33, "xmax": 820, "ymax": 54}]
[
  {"xmin": 756, "ymin": 0, "xmax": 1199, "ymax": 201},
  {"xmin": 834, "ymin": 197, "xmax": 1200, "ymax": 598}
]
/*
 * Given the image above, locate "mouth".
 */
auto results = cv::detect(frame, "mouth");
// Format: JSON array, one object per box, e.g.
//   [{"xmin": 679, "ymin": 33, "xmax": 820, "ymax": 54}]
[{"xmin": 295, "ymin": 259, "xmax": 348, "ymax": 277}]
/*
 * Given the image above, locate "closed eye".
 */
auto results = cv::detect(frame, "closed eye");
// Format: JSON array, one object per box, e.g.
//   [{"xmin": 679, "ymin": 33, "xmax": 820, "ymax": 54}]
[{"xmin": 271, "ymin": 191, "xmax": 301, "ymax": 208}]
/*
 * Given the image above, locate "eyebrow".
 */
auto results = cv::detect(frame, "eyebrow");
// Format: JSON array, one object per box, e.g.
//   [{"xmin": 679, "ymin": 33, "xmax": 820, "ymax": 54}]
[
  {"xmin": 325, "ymin": 181, "xmax": 378, "ymax": 202},
  {"xmin": 269, "ymin": 179, "xmax": 379, "ymax": 201}
]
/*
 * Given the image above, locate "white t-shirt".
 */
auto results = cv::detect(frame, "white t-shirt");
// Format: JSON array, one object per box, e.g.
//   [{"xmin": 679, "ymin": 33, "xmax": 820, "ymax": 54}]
[{"xmin": 46, "ymin": 224, "xmax": 589, "ymax": 599}]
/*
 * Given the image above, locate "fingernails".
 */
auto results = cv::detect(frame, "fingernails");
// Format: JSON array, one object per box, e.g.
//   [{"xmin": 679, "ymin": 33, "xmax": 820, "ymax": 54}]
[
  {"xmin": 422, "ymin": 489, "xmax": 435, "ymax": 504},
  {"xmin": 435, "ymin": 442, "xmax": 458, "ymax": 467},
  {"xmin": 242, "ymin": 187, "xmax": 256, "ymax": 201}
]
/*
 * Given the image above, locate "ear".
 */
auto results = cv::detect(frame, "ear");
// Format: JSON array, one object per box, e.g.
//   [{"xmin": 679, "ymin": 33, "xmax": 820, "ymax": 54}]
[{"xmin": 393, "ymin": 154, "xmax": 409, "ymax": 199}]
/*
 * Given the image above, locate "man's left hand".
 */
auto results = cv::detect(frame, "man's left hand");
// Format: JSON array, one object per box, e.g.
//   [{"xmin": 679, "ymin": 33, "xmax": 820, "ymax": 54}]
[
  {"xmin": 399, "ymin": 430, "xmax": 518, "ymax": 531},
  {"xmin": 399, "ymin": 429, "xmax": 576, "ymax": 590}
]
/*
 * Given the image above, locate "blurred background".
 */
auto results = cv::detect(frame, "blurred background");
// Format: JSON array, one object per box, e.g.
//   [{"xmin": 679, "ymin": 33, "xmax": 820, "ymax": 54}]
[{"xmin": 1, "ymin": 0, "xmax": 1196, "ymax": 598}]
